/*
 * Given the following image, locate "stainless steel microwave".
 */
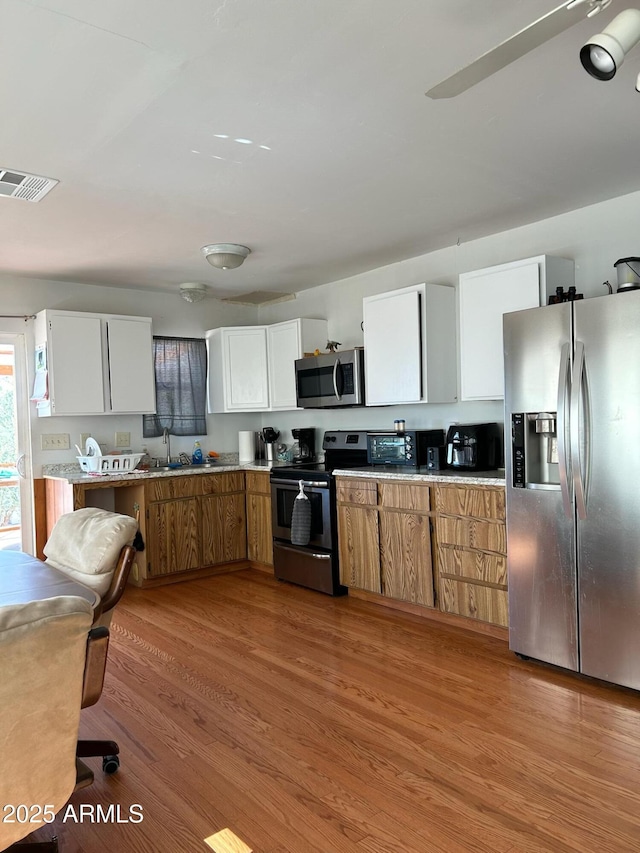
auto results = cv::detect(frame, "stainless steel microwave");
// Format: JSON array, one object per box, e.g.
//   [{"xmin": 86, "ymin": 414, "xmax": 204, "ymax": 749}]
[{"xmin": 294, "ymin": 348, "xmax": 365, "ymax": 408}]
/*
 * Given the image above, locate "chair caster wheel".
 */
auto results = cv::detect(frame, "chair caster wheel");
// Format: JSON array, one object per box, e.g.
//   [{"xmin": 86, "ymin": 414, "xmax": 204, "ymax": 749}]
[{"xmin": 103, "ymin": 755, "xmax": 120, "ymax": 774}]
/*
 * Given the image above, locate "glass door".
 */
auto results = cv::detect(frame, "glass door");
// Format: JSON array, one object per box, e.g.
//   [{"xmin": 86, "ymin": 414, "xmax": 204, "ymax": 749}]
[{"xmin": 0, "ymin": 333, "xmax": 34, "ymax": 554}]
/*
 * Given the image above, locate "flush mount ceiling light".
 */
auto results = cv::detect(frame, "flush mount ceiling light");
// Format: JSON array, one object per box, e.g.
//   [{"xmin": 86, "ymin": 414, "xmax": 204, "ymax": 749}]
[
  {"xmin": 201, "ymin": 243, "xmax": 251, "ymax": 270},
  {"xmin": 179, "ymin": 282, "xmax": 208, "ymax": 303},
  {"xmin": 580, "ymin": 8, "xmax": 640, "ymax": 83}
]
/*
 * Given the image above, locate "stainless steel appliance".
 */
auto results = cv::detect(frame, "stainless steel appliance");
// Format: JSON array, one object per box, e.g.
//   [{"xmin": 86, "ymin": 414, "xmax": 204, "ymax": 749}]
[
  {"xmin": 504, "ymin": 291, "xmax": 640, "ymax": 690},
  {"xmin": 445, "ymin": 423, "xmax": 501, "ymax": 470},
  {"xmin": 294, "ymin": 348, "xmax": 365, "ymax": 408},
  {"xmin": 367, "ymin": 429, "xmax": 445, "ymax": 467},
  {"xmin": 270, "ymin": 430, "xmax": 369, "ymax": 595}
]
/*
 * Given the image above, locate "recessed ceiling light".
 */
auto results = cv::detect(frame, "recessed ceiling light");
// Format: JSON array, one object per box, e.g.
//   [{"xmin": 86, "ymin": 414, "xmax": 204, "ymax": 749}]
[
  {"xmin": 191, "ymin": 149, "xmax": 200, "ymax": 154},
  {"xmin": 213, "ymin": 134, "xmax": 229, "ymax": 139},
  {"xmin": 234, "ymin": 138, "xmax": 253, "ymax": 144},
  {"xmin": 259, "ymin": 145, "xmax": 272, "ymax": 150}
]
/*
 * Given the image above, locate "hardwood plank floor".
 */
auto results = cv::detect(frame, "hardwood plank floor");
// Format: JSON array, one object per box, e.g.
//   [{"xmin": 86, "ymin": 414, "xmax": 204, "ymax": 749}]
[{"xmin": 28, "ymin": 569, "xmax": 640, "ymax": 852}]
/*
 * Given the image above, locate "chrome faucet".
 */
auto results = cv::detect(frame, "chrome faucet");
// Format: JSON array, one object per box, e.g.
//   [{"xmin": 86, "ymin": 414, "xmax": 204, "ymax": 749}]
[{"xmin": 162, "ymin": 427, "xmax": 171, "ymax": 465}]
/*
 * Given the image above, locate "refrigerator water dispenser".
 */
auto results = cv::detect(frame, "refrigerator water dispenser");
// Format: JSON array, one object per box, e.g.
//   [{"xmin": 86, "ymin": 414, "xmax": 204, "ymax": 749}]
[{"xmin": 512, "ymin": 412, "xmax": 559, "ymax": 488}]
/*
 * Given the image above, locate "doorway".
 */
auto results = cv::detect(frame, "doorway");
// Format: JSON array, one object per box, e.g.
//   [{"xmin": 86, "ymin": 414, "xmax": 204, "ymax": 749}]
[{"xmin": 0, "ymin": 333, "xmax": 34, "ymax": 553}]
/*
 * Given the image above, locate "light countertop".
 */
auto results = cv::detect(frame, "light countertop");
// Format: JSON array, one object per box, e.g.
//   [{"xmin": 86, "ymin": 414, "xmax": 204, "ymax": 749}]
[
  {"xmin": 43, "ymin": 461, "xmax": 505, "ymax": 488},
  {"xmin": 333, "ymin": 468, "xmax": 506, "ymax": 486},
  {"xmin": 43, "ymin": 460, "xmax": 283, "ymax": 486}
]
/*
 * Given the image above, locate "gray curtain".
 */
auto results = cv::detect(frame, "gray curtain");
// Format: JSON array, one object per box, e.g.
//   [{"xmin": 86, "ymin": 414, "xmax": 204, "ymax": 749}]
[{"xmin": 143, "ymin": 336, "xmax": 207, "ymax": 437}]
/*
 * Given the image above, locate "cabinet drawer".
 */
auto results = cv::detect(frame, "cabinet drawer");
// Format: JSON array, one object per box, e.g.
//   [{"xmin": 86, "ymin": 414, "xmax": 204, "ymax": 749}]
[
  {"xmin": 199, "ymin": 472, "xmax": 245, "ymax": 495},
  {"xmin": 439, "ymin": 577, "xmax": 508, "ymax": 627},
  {"xmin": 436, "ymin": 516, "xmax": 506, "ymax": 554},
  {"xmin": 336, "ymin": 479, "xmax": 377, "ymax": 506},
  {"xmin": 146, "ymin": 476, "xmax": 199, "ymax": 501},
  {"xmin": 434, "ymin": 485, "xmax": 505, "ymax": 520},
  {"xmin": 245, "ymin": 470, "xmax": 271, "ymax": 495},
  {"xmin": 437, "ymin": 545, "xmax": 507, "ymax": 587},
  {"xmin": 378, "ymin": 482, "xmax": 430, "ymax": 512}
]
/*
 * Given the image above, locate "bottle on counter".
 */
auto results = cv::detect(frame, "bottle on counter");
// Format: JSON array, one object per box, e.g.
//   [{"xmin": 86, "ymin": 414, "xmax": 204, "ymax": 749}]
[{"xmin": 192, "ymin": 440, "xmax": 203, "ymax": 464}]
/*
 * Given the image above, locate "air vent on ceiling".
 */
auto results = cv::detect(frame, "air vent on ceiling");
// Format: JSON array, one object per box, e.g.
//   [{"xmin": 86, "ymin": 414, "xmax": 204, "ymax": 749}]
[{"xmin": 0, "ymin": 168, "xmax": 58, "ymax": 202}]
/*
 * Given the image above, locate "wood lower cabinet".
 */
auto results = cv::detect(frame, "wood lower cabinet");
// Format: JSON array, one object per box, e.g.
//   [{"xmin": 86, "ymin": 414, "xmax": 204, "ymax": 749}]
[
  {"xmin": 245, "ymin": 471, "xmax": 273, "ymax": 567},
  {"xmin": 434, "ymin": 484, "xmax": 508, "ymax": 627},
  {"xmin": 379, "ymin": 510, "xmax": 433, "ymax": 606},
  {"xmin": 146, "ymin": 497, "xmax": 200, "ymax": 576},
  {"xmin": 44, "ymin": 470, "xmax": 255, "ymax": 586},
  {"xmin": 337, "ymin": 478, "xmax": 433, "ymax": 604},
  {"xmin": 145, "ymin": 472, "xmax": 247, "ymax": 579},
  {"xmin": 202, "ymin": 492, "xmax": 247, "ymax": 566},
  {"xmin": 338, "ymin": 503, "xmax": 381, "ymax": 593}
]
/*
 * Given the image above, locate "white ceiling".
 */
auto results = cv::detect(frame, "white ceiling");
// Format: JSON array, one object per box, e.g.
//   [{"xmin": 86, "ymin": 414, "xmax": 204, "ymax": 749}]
[{"xmin": 2, "ymin": 0, "xmax": 639, "ymax": 300}]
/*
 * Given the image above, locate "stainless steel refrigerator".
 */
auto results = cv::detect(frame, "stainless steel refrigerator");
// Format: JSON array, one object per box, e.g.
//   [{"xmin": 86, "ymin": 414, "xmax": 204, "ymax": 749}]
[{"xmin": 504, "ymin": 291, "xmax": 640, "ymax": 690}]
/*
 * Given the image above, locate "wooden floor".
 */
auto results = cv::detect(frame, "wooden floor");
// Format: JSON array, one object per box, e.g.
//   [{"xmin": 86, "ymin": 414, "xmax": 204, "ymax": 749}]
[{"xmin": 31, "ymin": 569, "xmax": 640, "ymax": 853}]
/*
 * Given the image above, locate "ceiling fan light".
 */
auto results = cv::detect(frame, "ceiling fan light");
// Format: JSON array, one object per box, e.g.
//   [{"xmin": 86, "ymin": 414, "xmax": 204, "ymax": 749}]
[
  {"xmin": 179, "ymin": 282, "xmax": 208, "ymax": 303},
  {"xmin": 580, "ymin": 9, "xmax": 640, "ymax": 80},
  {"xmin": 588, "ymin": 45, "xmax": 616, "ymax": 73},
  {"xmin": 201, "ymin": 243, "xmax": 251, "ymax": 270}
]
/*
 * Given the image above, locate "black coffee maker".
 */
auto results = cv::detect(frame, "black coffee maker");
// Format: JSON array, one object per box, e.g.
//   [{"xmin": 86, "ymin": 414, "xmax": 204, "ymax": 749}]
[
  {"xmin": 445, "ymin": 423, "xmax": 501, "ymax": 471},
  {"xmin": 291, "ymin": 428, "xmax": 316, "ymax": 464}
]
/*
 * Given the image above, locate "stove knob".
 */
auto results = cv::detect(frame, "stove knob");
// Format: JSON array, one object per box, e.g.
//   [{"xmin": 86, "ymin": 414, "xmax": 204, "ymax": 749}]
[{"xmin": 406, "ymin": 452, "xmax": 413, "ymax": 459}]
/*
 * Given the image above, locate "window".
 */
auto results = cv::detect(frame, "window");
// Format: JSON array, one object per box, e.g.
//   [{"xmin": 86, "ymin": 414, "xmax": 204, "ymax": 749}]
[{"xmin": 143, "ymin": 336, "xmax": 207, "ymax": 437}]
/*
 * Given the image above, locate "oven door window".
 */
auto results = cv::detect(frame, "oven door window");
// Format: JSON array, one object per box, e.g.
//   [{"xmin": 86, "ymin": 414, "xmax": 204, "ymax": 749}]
[
  {"xmin": 275, "ymin": 488, "xmax": 325, "ymax": 537},
  {"xmin": 272, "ymin": 481, "xmax": 332, "ymax": 549}
]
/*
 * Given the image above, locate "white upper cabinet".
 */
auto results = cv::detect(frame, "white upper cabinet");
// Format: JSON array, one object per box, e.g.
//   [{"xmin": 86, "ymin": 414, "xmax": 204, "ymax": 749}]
[
  {"xmin": 267, "ymin": 318, "xmax": 328, "ymax": 410},
  {"xmin": 458, "ymin": 255, "xmax": 574, "ymax": 401},
  {"xmin": 363, "ymin": 283, "xmax": 457, "ymax": 406},
  {"xmin": 207, "ymin": 326, "xmax": 270, "ymax": 413},
  {"xmin": 106, "ymin": 317, "xmax": 156, "ymax": 413},
  {"xmin": 207, "ymin": 319, "xmax": 328, "ymax": 413},
  {"xmin": 34, "ymin": 310, "xmax": 155, "ymax": 416}
]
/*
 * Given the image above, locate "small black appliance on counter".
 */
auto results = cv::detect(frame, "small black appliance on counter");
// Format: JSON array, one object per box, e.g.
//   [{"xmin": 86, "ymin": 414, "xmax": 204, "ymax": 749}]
[
  {"xmin": 367, "ymin": 429, "xmax": 445, "ymax": 467},
  {"xmin": 445, "ymin": 423, "xmax": 501, "ymax": 471},
  {"xmin": 291, "ymin": 428, "xmax": 315, "ymax": 464}
]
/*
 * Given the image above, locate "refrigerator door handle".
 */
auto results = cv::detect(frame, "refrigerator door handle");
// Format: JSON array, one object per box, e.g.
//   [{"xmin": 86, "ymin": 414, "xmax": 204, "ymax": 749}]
[
  {"xmin": 571, "ymin": 340, "xmax": 587, "ymax": 520},
  {"xmin": 557, "ymin": 342, "xmax": 572, "ymax": 518}
]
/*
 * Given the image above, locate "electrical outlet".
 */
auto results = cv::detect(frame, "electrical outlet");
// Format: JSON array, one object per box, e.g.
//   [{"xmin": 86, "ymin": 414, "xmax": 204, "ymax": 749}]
[
  {"xmin": 80, "ymin": 433, "xmax": 91, "ymax": 449},
  {"xmin": 41, "ymin": 433, "xmax": 70, "ymax": 451},
  {"xmin": 115, "ymin": 431, "xmax": 131, "ymax": 448}
]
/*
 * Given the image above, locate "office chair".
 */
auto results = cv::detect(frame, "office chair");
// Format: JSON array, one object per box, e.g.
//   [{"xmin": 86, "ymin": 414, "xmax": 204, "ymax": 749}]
[
  {"xmin": 43, "ymin": 507, "xmax": 138, "ymax": 775},
  {"xmin": 0, "ymin": 595, "xmax": 95, "ymax": 852}
]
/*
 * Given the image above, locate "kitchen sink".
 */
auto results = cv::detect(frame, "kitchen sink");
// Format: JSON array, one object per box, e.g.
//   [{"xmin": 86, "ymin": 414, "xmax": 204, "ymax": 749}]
[{"xmin": 147, "ymin": 462, "xmax": 219, "ymax": 472}]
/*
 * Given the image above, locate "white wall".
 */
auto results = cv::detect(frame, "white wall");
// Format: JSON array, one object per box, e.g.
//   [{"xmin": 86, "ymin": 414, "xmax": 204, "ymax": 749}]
[
  {"xmin": 3, "ymin": 188, "xmax": 640, "ymax": 472},
  {"xmin": 0, "ymin": 275, "xmax": 259, "ymax": 475},
  {"xmin": 257, "ymin": 189, "xmax": 640, "ymax": 448}
]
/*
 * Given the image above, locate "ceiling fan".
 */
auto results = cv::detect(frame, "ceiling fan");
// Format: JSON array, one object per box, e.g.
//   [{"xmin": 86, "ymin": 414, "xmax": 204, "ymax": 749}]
[{"xmin": 424, "ymin": 0, "xmax": 639, "ymax": 99}]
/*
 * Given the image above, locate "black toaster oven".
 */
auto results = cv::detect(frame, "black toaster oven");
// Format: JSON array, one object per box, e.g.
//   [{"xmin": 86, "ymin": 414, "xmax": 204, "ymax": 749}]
[{"xmin": 367, "ymin": 429, "xmax": 445, "ymax": 467}]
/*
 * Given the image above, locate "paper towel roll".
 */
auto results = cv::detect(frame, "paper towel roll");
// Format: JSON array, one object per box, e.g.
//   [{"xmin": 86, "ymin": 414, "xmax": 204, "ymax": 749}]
[{"xmin": 238, "ymin": 430, "xmax": 254, "ymax": 462}]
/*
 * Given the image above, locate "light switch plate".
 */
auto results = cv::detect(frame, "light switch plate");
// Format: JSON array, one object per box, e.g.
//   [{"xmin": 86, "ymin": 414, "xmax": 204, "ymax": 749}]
[
  {"xmin": 115, "ymin": 431, "xmax": 131, "ymax": 448},
  {"xmin": 41, "ymin": 433, "xmax": 70, "ymax": 450}
]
